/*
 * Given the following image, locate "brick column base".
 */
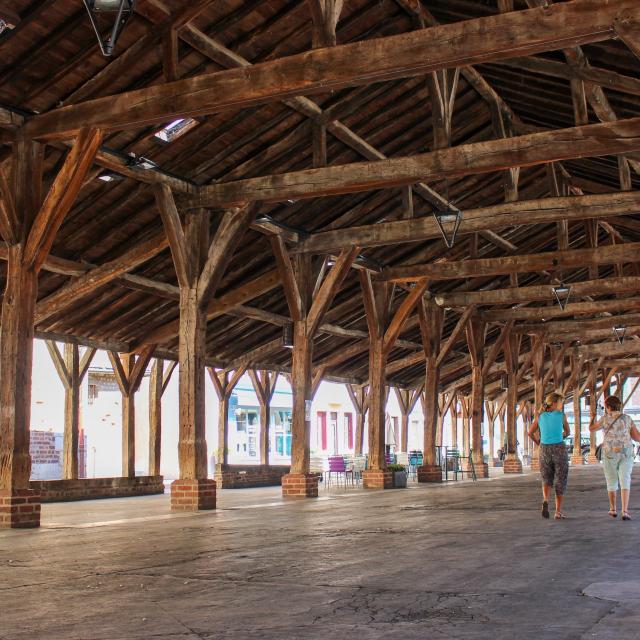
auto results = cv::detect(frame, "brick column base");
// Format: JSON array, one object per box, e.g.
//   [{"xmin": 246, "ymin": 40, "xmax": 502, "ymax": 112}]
[
  {"xmin": 170, "ymin": 479, "xmax": 216, "ymax": 511},
  {"xmin": 475, "ymin": 463, "xmax": 490, "ymax": 478},
  {"xmin": 417, "ymin": 464, "xmax": 442, "ymax": 483},
  {"xmin": 282, "ymin": 473, "xmax": 318, "ymax": 498},
  {"xmin": 0, "ymin": 489, "xmax": 41, "ymax": 528},
  {"xmin": 571, "ymin": 455, "xmax": 586, "ymax": 466},
  {"xmin": 362, "ymin": 469, "xmax": 393, "ymax": 489},
  {"xmin": 586, "ymin": 453, "xmax": 600, "ymax": 465},
  {"xmin": 530, "ymin": 455, "xmax": 540, "ymax": 471},
  {"xmin": 503, "ymin": 456, "xmax": 523, "ymax": 474}
]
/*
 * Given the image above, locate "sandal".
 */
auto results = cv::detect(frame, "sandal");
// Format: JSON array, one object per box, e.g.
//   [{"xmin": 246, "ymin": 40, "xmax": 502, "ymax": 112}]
[
  {"xmin": 541, "ymin": 500, "xmax": 550, "ymax": 519},
  {"xmin": 622, "ymin": 512, "xmax": 632, "ymax": 521},
  {"xmin": 554, "ymin": 512, "xmax": 566, "ymax": 520},
  {"xmin": 609, "ymin": 509, "xmax": 618, "ymax": 518}
]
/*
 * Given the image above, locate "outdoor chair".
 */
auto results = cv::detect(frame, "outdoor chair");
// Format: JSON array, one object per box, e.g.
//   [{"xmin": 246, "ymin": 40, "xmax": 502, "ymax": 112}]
[{"xmin": 325, "ymin": 455, "xmax": 348, "ymax": 488}]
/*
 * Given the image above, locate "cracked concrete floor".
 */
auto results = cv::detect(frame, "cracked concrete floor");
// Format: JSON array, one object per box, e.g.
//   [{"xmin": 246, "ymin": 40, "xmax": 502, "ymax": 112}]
[{"xmin": 1, "ymin": 466, "xmax": 639, "ymax": 639}]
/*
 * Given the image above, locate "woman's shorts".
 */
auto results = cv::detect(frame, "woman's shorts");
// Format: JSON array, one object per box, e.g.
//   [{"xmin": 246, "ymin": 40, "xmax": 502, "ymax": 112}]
[
  {"xmin": 602, "ymin": 447, "xmax": 635, "ymax": 492},
  {"xmin": 539, "ymin": 443, "xmax": 569, "ymax": 495}
]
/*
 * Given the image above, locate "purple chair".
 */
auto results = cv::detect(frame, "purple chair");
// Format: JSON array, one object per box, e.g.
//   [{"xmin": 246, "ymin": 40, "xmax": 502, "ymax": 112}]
[{"xmin": 325, "ymin": 455, "xmax": 347, "ymax": 488}]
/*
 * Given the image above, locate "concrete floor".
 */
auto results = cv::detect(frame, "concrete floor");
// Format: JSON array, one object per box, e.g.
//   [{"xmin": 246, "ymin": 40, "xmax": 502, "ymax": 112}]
[{"xmin": 1, "ymin": 467, "xmax": 640, "ymax": 639}]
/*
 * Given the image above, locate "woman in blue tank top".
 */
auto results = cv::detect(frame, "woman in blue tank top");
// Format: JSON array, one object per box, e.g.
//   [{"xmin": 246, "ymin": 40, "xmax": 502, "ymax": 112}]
[{"xmin": 528, "ymin": 392, "xmax": 570, "ymax": 519}]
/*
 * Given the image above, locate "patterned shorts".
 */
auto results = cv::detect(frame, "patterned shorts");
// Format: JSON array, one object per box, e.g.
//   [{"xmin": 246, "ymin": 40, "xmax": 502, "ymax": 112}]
[{"xmin": 539, "ymin": 443, "xmax": 569, "ymax": 495}]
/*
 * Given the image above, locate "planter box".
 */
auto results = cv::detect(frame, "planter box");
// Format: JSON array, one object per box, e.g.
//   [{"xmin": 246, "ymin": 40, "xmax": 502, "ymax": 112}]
[{"xmin": 393, "ymin": 471, "xmax": 408, "ymax": 488}]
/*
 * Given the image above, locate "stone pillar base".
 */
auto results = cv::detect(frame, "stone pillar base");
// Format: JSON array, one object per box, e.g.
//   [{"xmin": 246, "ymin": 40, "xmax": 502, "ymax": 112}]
[
  {"xmin": 475, "ymin": 463, "xmax": 490, "ymax": 478},
  {"xmin": 362, "ymin": 469, "xmax": 393, "ymax": 489},
  {"xmin": 417, "ymin": 464, "xmax": 442, "ymax": 483},
  {"xmin": 0, "ymin": 489, "xmax": 41, "ymax": 528},
  {"xmin": 503, "ymin": 456, "xmax": 523, "ymax": 474},
  {"xmin": 571, "ymin": 455, "xmax": 586, "ymax": 466},
  {"xmin": 530, "ymin": 456, "xmax": 540, "ymax": 471},
  {"xmin": 171, "ymin": 479, "xmax": 216, "ymax": 511},
  {"xmin": 586, "ymin": 453, "xmax": 600, "ymax": 465},
  {"xmin": 282, "ymin": 473, "xmax": 318, "ymax": 498}
]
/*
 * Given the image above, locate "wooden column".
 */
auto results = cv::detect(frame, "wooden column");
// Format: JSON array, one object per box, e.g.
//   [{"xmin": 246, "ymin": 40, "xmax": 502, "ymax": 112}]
[
  {"xmin": 249, "ymin": 370, "xmax": 279, "ymax": 465},
  {"xmin": 461, "ymin": 396, "xmax": 471, "ymax": 458},
  {"xmin": 109, "ymin": 348, "xmax": 154, "ymax": 478},
  {"xmin": 498, "ymin": 405, "xmax": 506, "ymax": 463},
  {"xmin": 485, "ymin": 400, "xmax": 498, "ymax": 467},
  {"xmin": 417, "ymin": 299, "xmax": 444, "ymax": 483},
  {"xmin": 45, "ymin": 342, "xmax": 96, "ymax": 479},
  {"xmin": 587, "ymin": 363, "xmax": 599, "ymax": 464},
  {"xmin": 148, "ymin": 359, "xmax": 176, "ymax": 476},
  {"xmin": 0, "ymin": 130, "xmax": 101, "ymax": 529},
  {"xmin": 571, "ymin": 356, "xmax": 585, "ymax": 466},
  {"xmin": 466, "ymin": 316, "xmax": 488, "ymax": 477},
  {"xmin": 270, "ymin": 236, "xmax": 359, "ymax": 497},
  {"xmin": 209, "ymin": 366, "xmax": 247, "ymax": 485},
  {"xmin": 361, "ymin": 275, "xmax": 429, "ymax": 488},
  {"xmin": 503, "ymin": 333, "xmax": 523, "ymax": 473},
  {"xmin": 155, "ymin": 185, "xmax": 254, "ymax": 510},
  {"xmin": 451, "ymin": 394, "xmax": 459, "ymax": 449},
  {"xmin": 394, "ymin": 387, "xmax": 422, "ymax": 453},
  {"xmin": 529, "ymin": 335, "xmax": 545, "ymax": 471},
  {"xmin": 346, "ymin": 384, "xmax": 369, "ymax": 455}
]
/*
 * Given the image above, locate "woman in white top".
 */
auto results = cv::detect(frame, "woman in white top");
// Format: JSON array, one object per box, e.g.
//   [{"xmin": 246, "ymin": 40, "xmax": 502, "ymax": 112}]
[{"xmin": 590, "ymin": 395, "xmax": 640, "ymax": 520}]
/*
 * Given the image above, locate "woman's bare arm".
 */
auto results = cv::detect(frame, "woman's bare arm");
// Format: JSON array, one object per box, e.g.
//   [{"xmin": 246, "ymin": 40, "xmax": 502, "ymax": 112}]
[
  {"xmin": 528, "ymin": 417, "xmax": 540, "ymax": 445},
  {"xmin": 589, "ymin": 416, "xmax": 604, "ymax": 432},
  {"xmin": 562, "ymin": 414, "xmax": 571, "ymax": 439}
]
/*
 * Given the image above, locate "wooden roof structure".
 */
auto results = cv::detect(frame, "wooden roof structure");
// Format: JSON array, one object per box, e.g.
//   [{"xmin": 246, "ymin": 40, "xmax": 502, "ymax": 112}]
[{"xmin": 2, "ymin": 0, "xmax": 640, "ymax": 406}]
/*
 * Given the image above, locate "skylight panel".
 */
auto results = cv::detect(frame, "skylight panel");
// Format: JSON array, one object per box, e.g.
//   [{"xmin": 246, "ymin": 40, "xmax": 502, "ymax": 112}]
[{"xmin": 154, "ymin": 118, "xmax": 198, "ymax": 143}]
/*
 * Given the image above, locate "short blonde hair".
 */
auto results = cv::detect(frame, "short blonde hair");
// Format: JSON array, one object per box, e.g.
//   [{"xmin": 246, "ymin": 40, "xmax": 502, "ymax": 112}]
[{"xmin": 543, "ymin": 392, "xmax": 563, "ymax": 411}]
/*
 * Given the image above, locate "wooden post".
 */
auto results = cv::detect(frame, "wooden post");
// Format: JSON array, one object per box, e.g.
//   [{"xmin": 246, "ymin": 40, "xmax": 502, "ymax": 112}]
[
  {"xmin": 393, "ymin": 387, "xmax": 422, "ymax": 453},
  {"xmin": 249, "ymin": 370, "xmax": 279, "ymax": 465},
  {"xmin": 485, "ymin": 400, "xmax": 498, "ymax": 467},
  {"xmin": 209, "ymin": 366, "xmax": 247, "ymax": 485},
  {"xmin": 529, "ymin": 335, "xmax": 545, "ymax": 471},
  {"xmin": 466, "ymin": 316, "xmax": 488, "ymax": 477},
  {"xmin": 346, "ymin": 384, "xmax": 369, "ymax": 455},
  {"xmin": 503, "ymin": 333, "xmax": 523, "ymax": 473},
  {"xmin": 571, "ymin": 356, "xmax": 585, "ymax": 466},
  {"xmin": 461, "ymin": 396, "xmax": 471, "ymax": 458},
  {"xmin": 45, "ymin": 342, "xmax": 96, "ymax": 480},
  {"xmin": 269, "ymin": 237, "xmax": 359, "ymax": 497},
  {"xmin": 148, "ymin": 359, "xmax": 176, "ymax": 476},
  {"xmin": 418, "ymin": 298, "xmax": 444, "ymax": 483},
  {"xmin": 155, "ymin": 184, "xmax": 254, "ymax": 510},
  {"xmin": 451, "ymin": 394, "xmax": 459, "ymax": 449},
  {"xmin": 0, "ymin": 131, "xmax": 101, "ymax": 529},
  {"xmin": 587, "ymin": 363, "xmax": 599, "ymax": 464}
]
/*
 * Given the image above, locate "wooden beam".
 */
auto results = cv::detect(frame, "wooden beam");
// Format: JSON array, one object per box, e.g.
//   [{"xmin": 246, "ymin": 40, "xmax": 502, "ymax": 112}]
[
  {"xmin": 436, "ymin": 276, "xmax": 640, "ymax": 308},
  {"xmin": 24, "ymin": 129, "xmax": 103, "ymax": 271},
  {"xmin": 185, "ymin": 119, "xmax": 640, "ymax": 207},
  {"xmin": 382, "ymin": 240, "xmax": 640, "ymax": 282},
  {"xmin": 383, "ymin": 281, "xmax": 429, "ymax": 355},
  {"xmin": 296, "ymin": 190, "xmax": 640, "ymax": 253},
  {"xmin": 35, "ymin": 232, "xmax": 168, "ymax": 324},
  {"xmin": 436, "ymin": 305, "xmax": 475, "ymax": 368},
  {"xmin": 0, "ymin": 163, "xmax": 18, "ymax": 245},
  {"xmin": 269, "ymin": 235, "xmax": 303, "ymax": 322},
  {"xmin": 23, "ymin": 1, "xmax": 636, "ymax": 140}
]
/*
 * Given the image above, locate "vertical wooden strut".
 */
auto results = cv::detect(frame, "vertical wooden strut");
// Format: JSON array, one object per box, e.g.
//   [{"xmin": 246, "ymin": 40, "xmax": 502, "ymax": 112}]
[
  {"xmin": 155, "ymin": 184, "xmax": 253, "ymax": 510},
  {"xmin": 346, "ymin": 384, "xmax": 369, "ymax": 455},
  {"xmin": 485, "ymin": 400, "xmax": 497, "ymax": 466},
  {"xmin": 249, "ymin": 370, "xmax": 280, "ymax": 465},
  {"xmin": 503, "ymin": 332, "xmax": 523, "ymax": 474},
  {"xmin": 270, "ymin": 234, "xmax": 359, "ymax": 497},
  {"xmin": 148, "ymin": 359, "xmax": 176, "ymax": 476},
  {"xmin": 108, "ymin": 347, "xmax": 155, "ymax": 478},
  {"xmin": 209, "ymin": 365, "xmax": 248, "ymax": 485},
  {"xmin": 417, "ymin": 297, "xmax": 444, "ymax": 483},
  {"xmin": 45, "ymin": 341, "xmax": 96, "ymax": 479},
  {"xmin": 394, "ymin": 387, "xmax": 422, "ymax": 453},
  {"xmin": 450, "ymin": 393, "xmax": 459, "ymax": 449},
  {"xmin": 361, "ymin": 275, "xmax": 430, "ymax": 489},
  {"xmin": 460, "ymin": 395, "xmax": 471, "ymax": 459},
  {"xmin": 529, "ymin": 334, "xmax": 545, "ymax": 471},
  {"xmin": 587, "ymin": 363, "xmax": 599, "ymax": 464},
  {"xmin": 570, "ymin": 355, "xmax": 586, "ymax": 466},
  {"xmin": 466, "ymin": 316, "xmax": 489, "ymax": 477},
  {"xmin": 0, "ymin": 130, "xmax": 102, "ymax": 529}
]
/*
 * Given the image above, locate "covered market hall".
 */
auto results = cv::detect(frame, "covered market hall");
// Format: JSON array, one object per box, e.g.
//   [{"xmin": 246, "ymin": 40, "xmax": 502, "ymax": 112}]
[{"xmin": 2, "ymin": 1, "xmax": 640, "ymax": 638}]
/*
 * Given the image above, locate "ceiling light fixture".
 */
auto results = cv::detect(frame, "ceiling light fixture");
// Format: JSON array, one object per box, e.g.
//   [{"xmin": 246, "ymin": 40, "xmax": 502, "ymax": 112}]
[
  {"xmin": 83, "ymin": 0, "xmax": 135, "ymax": 57},
  {"xmin": 282, "ymin": 323, "xmax": 294, "ymax": 349},
  {"xmin": 552, "ymin": 283, "xmax": 571, "ymax": 311},
  {"xmin": 433, "ymin": 179, "xmax": 462, "ymax": 249},
  {"xmin": 613, "ymin": 325, "xmax": 626, "ymax": 345}
]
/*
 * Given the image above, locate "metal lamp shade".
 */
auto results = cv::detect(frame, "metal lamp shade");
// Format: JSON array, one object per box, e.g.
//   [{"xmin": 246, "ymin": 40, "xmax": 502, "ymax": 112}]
[{"xmin": 83, "ymin": 0, "xmax": 135, "ymax": 56}]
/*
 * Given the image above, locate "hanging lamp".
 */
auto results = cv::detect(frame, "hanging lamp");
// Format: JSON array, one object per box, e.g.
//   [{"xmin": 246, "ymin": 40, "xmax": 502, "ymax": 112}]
[
  {"xmin": 433, "ymin": 179, "xmax": 462, "ymax": 249},
  {"xmin": 613, "ymin": 325, "xmax": 626, "ymax": 345},
  {"xmin": 83, "ymin": 0, "xmax": 135, "ymax": 56},
  {"xmin": 552, "ymin": 283, "xmax": 571, "ymax": 310},
  {"xmin": 282, "ymin": 323, "xmax": 294, "ymax": 349}
]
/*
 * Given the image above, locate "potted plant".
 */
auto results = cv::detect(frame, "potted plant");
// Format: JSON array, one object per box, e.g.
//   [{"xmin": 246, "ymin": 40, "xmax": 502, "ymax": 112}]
[{"xmin": 387, "ymin": 463, "xmax": 408, "ymax": 488}]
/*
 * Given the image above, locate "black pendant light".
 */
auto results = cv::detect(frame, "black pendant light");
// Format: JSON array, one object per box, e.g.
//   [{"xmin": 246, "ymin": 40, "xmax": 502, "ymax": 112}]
[
  {"xmin": 613, "ymin": 325, "xmax": 626, "ymax": 345},
  {"xmin": 433, "ymin": 179, "xmax": 462, "ymax": 249},
  {"xmin": 83, "ymin": 1, "xmax": 135, "ymax": 56},
  {"xmin": 552, "ymin": 282, "xmax": 571, "ymax": 310},
  {"xmin": 500, "ymin": 373, "xmax": 508, "ymax": 390}
]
